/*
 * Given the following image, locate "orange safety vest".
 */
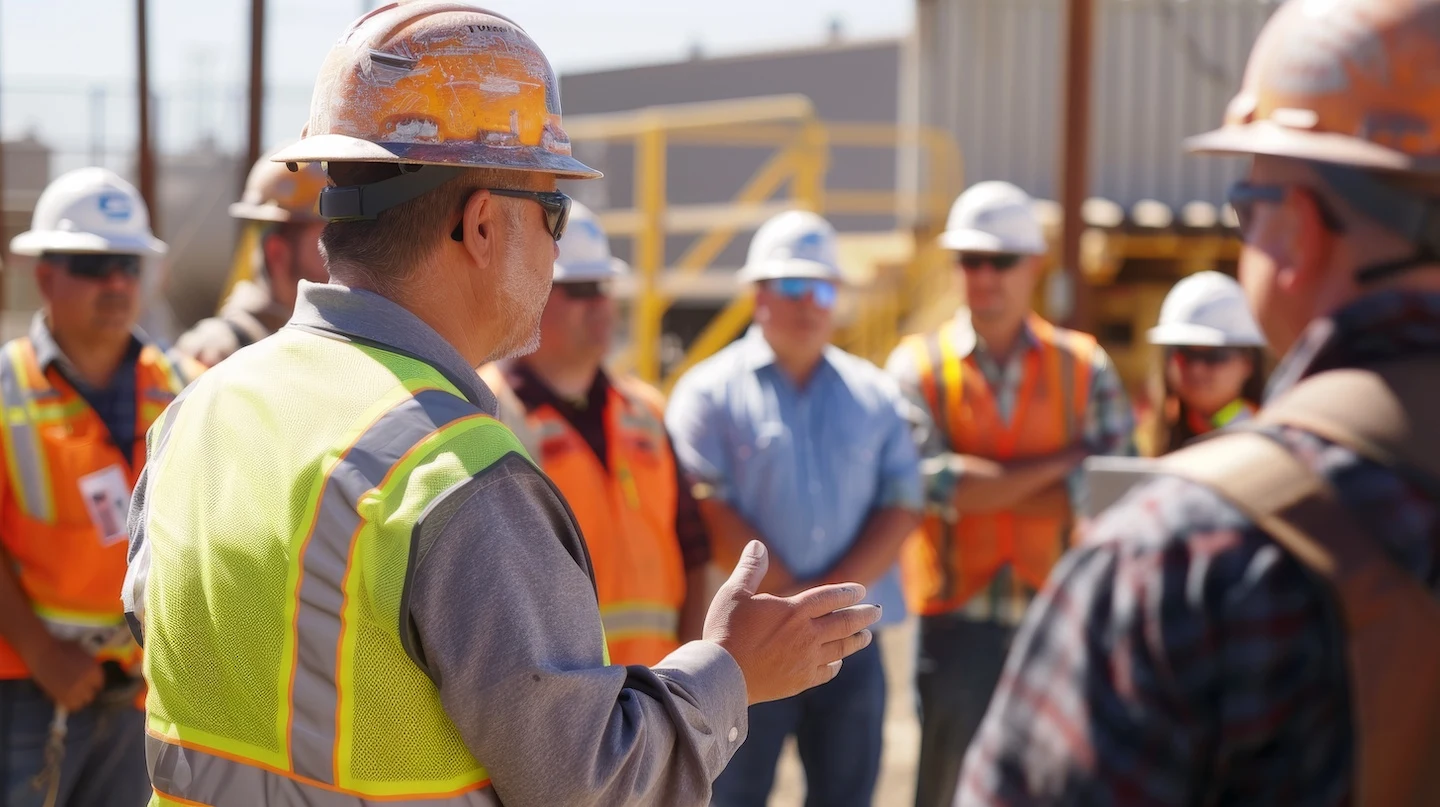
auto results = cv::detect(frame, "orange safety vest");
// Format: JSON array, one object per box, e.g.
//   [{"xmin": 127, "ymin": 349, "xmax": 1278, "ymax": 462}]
[
  {"xmin": 480, "ymin": 366, "xmax": 687, "ymax": 666},
  {"xmin": 0, "ymin": 336, "xmax": 190, "ymax": 679},
  {"xmin": 899, "ymin": 314, "xmax": 1096, "ymax": 616}
]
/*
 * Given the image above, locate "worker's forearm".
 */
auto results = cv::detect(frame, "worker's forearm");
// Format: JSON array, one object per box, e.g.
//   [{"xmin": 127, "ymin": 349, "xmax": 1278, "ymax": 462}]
[
  {"xmin": 815, "ymin": 507, "xmax": 920, "ymax": 590},
  {"xmin": 410, "ymin": 464, "xmax": 747, "ymax": 807},
  {"xmin": 678, "ymin": 567, "xmax": 715, "ymax": 644},
  {"xmin": 951, "ymin": 449, "xmax": 1084, "ymax": 515},
  {"xmin": 695, "ymin": 498, "xmax": 794, "ymax": 593},
  {"xmin": 0, "ymin": 547, "xmax": 51, "ymax": 665},
  {"xmin": 1009, "ymin": 481, "xmax": 1073, "ymax": 519}
]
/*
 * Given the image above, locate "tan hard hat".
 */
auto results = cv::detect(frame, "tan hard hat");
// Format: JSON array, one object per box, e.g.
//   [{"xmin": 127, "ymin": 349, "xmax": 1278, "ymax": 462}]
[
  {"xmin": 271, "ymin": 1, "xmax": 598, "ymax": 179},
  {"xmin": 229, "ymin": 154, "xmax": 327, "ymax": 223},
  {"xmin": 1186, "ymin": 0, "xmax": 1440, "ymax": 174}
]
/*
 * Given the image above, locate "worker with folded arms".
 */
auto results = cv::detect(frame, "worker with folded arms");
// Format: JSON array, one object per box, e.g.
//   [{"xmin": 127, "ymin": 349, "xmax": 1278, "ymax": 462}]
[
  {"xmin": 173, "ymin": 153, "xmax": 329, "ymax": 368},
  {"xmin": 480, "ymin": 200, "xmax": 714, "ymax": 666},
  {"xmin": 886, "ymin": 180, "xmax": 1135, "ymax": 807},
  {"xmin": 1, "ymin": 168, "xmax": 194, "ymax": 807},
  {"xmin": 667, "ymin": 210, "xmax": 923, "ymax": 807},
  {"xmin": 123, "ymin": 5, "xmax": 878, "ymax": 807}
]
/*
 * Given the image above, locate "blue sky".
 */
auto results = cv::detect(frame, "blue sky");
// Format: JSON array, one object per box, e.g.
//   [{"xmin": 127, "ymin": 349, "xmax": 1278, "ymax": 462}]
[{"xmin": 2, "ymin": 0, "xmax": 912, "ymax": 165}]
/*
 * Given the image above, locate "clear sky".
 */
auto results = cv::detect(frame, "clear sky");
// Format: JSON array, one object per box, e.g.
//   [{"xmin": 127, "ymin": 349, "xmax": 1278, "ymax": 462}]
[{"xmin": 2, "ymin": 0, "xmax": 913, "ymax": 164}]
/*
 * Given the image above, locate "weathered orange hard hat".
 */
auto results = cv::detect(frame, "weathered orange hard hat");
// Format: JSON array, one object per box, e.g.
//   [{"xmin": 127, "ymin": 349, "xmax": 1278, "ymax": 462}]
[
  {"xmin": 270, "ymin": 1, "xmax": 598, "ymax": 179},
  {"xmin": 1186, "ymin": 0, "xmax": 1440, "ymax": 175},
  {"xmin": 230, "ymin": 151, "xmax": 328, "ymax": 223}
]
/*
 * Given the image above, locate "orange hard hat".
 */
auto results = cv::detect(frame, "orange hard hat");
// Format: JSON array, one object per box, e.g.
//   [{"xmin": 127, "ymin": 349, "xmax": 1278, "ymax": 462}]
[
  {"xmin": 270, "ymin": 1, "xmax": 598, "ymax": 180},
  {"xmin": 1186, "ymin": 0, "xmax": 1440, "ymax": 174},
  {"xmin": 230, "ymin": 151, "xmax": 328, "ymax": 223}
]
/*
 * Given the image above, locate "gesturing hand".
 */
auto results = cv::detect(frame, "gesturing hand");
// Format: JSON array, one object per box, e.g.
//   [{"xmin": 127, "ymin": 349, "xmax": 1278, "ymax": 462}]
[{"xmin": 705, "ymin": 541, "xmax": 881, "ymax": 705}]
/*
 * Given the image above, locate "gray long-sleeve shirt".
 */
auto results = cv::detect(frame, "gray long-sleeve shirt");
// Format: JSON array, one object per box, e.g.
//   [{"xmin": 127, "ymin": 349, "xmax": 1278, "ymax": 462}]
[{"xmin": 125, "ymin": 282, "xmax": 748, "ymax": 806}]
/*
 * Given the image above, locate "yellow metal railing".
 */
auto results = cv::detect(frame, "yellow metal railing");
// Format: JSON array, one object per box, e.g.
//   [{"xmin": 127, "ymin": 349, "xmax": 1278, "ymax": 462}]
[{"xmin": 563, "ymin": 94, "xmax": 965, "ymax": 391}]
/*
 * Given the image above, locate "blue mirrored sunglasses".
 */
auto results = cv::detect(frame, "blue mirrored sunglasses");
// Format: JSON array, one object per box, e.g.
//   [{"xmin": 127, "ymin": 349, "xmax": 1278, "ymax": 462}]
[{"xmin": 771, "ymin": 277, "xmax": 838, "ymax": 310}]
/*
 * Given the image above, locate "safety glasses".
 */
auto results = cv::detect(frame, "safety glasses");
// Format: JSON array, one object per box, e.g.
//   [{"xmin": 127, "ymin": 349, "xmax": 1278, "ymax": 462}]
[
  {"xmin": 771, "ymin": 277, "xmax": 838, "ymax": 310},
  {"xmin": 556, "ymin": 280, "xmax": 612, "ymax": 300},
  {"xmin": 958, "ymin": 253, "xmax": 1024, "ymax": 272},
  {"xmin": 46, "ymin": 253, "xmax": 142, "ymax": 281},
  {"xmin": 1169, "ymin": 346, "xmax": 1243, "ymax": 366},
  {"xmin": 1227, "ymin": 181, "xmax": 1345, "ymax": 240},
  {"xmin": 450, "ymin": 189, "xmax": 572, "ymax": 242}
]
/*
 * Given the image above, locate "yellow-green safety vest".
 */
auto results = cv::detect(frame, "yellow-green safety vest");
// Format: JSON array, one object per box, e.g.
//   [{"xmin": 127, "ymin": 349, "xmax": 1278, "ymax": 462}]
[{"xmin": 136, "ymin": 327, "xmax": 582, "ymax": 805}]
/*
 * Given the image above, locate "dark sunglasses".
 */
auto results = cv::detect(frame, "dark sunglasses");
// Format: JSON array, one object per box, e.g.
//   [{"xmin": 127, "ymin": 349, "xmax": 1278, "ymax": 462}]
[
  {"xmin": 958, "ymin": 253, "xmax": 1024, "ymax": 272},
  {"xmin": 556, "ymin": 280, "xmax": 611, "ymax": 300},
  {"xmin": 1227, "ymin": 181, "xmax": 1346, "ymax": 240},
  {"xmin": 450, "ymin": 189, "xmax": 572, "ymax": 243},
  {"xmin": 770, "ymin": 277, "xmax": 838, "ymax": 310},
  {"xmin": 45, "ymin": 252, "xmax": 142, "ymax": 280},
  {"xmin": 1169, "ymin": 346, "xmax": 1243, "ymax": 366}
]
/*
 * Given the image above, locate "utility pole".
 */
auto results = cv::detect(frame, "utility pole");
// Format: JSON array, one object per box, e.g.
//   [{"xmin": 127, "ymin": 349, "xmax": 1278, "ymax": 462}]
[
  {"xmin": 246, "ymin": 0, "xmax": 266, "ymax": 176},
  {"xmin": 137, "ymin": 0, "xmax": 159, "ymax": 235},
  {"xmin": 1058, "ymin": 0, "xmax": 1095, "ymax": 331}
]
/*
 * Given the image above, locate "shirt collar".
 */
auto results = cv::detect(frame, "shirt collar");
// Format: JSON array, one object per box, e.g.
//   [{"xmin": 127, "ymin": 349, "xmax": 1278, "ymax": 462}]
[
  {"xmin": 1265, "ymin": 290, "xmax": 1440, "ymax": 401},
  {"xmin": 288, "ymin": 281, "xmax": 498, "ymax": 415},
  {"xmin": 30, "ymin": 312, "xmax": 144, "ymax": 380}
]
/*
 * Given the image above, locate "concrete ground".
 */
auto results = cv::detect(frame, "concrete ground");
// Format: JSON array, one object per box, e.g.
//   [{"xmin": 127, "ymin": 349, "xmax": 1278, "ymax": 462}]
[{"xmin": 769, "ymin": 619, "xmax": 920, "ymax": 807}]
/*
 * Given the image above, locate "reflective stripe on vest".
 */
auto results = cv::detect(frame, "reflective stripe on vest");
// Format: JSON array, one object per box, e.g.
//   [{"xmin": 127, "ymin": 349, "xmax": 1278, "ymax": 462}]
[
  {"xmin": 147, "ymin": 734, "xmax": 499, "ymax": 807},
  {"xmin": 599, "ymin": 601, "xmax": 681, "ymax": 643},
  {"xmin": 0, "ymin": 340, "xmax": 58, "ymax": 523}
]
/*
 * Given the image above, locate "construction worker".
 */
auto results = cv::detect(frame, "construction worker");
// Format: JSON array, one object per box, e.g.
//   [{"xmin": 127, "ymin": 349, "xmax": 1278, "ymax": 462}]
[
  {"xmin": 884, "ymin": 180, "xmax": 1135, "ymax": 807},
  {"xmin": 667, "ymin": 210, "xmax": 924, "ymax": 807},
  {"xmin": 1140, "ymin": 270, "xmax": 1268, "ymax": 456},
  {"xmin": 478, "ymin": 201, "xmax": 713, "ymax": 666},
  {"xmin": 958, "ymin": 1, "xmax": 1440, "ymax": 804},
  {"xmin": 172, "ymin": 154, "xmax": 329, "ymax": 367},
  {"xmin": 122, "ymin": 5, "xmax": 879, "ymax": 806},
  {"xmin": 0, "ymin": 167, "xmax": 194, "ymax": 807}
]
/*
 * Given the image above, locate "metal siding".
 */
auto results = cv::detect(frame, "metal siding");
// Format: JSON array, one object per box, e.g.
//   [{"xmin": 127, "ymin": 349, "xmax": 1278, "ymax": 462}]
[{"xmin": 913, "ymin": 0, "xmax": 1281, "ymax": 212}]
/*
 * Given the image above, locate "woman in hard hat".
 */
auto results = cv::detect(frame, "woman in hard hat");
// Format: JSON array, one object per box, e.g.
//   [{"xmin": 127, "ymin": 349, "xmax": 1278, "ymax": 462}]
[{"xmin": 1142, "ymin": 270, "xmax": 1268, "ymax": 455}]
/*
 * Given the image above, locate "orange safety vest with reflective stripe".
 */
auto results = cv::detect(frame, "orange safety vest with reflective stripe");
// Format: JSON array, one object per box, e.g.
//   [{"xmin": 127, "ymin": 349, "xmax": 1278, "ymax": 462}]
[
  {"xmin": 898, "ymin": 314, "xmax": 1096, "ymax": 616},
  {"xmin": 480, "ymin": 366, "xmax": 686, "ymax": 666},
  {"xmin": 0, "ymin": 336, "xmax": 190, "ymax": 678}
]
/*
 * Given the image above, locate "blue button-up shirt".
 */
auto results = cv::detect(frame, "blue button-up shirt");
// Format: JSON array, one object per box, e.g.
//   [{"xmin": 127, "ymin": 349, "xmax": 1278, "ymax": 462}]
[{"xmin": 666, "ymin": 327, "xmax": 923, "ymax": 626}]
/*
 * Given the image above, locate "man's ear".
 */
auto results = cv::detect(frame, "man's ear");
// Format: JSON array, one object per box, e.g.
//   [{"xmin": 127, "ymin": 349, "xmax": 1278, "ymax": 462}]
[
  {"xmin": 458, "ymin": 189, "xmax": 497, "ymax": 272},
  {"xmin": 1275, "ymin": 187, "xmax": 1334, "ymax": 295}
]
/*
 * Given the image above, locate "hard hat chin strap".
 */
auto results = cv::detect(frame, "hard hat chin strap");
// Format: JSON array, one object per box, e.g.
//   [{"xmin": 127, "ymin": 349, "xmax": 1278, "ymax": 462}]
[
  {"xmin": 1310, "ymin": 162, "xmax": 1440, "ymax": 285},
  {"xmin": 318, "ymin": 164, "xmax": 465, "ymax": 222}
]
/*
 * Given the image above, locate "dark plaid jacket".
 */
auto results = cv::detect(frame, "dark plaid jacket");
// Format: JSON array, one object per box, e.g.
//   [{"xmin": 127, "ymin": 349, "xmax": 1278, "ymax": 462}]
[{"xmin": 958, "ymin": 291, "xmax": 1440, "ymax": 807}]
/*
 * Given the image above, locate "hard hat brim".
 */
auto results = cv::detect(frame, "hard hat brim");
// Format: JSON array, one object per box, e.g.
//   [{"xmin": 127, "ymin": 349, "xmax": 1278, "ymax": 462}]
[
  {"xmin": 1147, "ymin": 322, "xmax": 1265, "ymax": 348},
  {"xmin": 736, "ymin": 258, "xmax": 845, "ymax": 285},
  {"xmin": 554, "ymin": 256, "xmax": 629, "ymax": 282},
  {"xmin": 1185, "ymin": 122, "xmax": 1440, "ymax": 174},
  {"xmin": 227, "ymin": 201, "xmax": 324, "ymax": 224},
  {"xmin": 270, "ymin": 135, "xmax": 603, "ymax": 180},
  {"xmin": 937, "ymin": 228, "xmax": 1046, "ymax": 256},
  {"xmin": 10, "ymin": 229, "xmax": 168, "ymax": 257}
]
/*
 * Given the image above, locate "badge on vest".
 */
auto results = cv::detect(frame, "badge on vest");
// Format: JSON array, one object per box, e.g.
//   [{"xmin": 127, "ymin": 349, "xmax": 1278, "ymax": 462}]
[{"xmin": 78, "ymin": 464, "xmax": 131, "ymax": 547}]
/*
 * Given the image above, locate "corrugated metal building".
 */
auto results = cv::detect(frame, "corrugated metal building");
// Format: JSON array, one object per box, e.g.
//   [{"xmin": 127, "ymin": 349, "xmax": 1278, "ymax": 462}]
[{"xmin": 906, "ymin": 0, "xmax": 1282, "ymax": 214}]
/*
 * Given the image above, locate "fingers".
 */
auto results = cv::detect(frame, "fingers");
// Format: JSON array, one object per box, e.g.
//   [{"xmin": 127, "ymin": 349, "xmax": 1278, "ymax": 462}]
[
  {"xmin": 819, "ymin": 626, "xmax": 874, "ymax": 665},
  {"xmin": 792, "ymin": 582, "xmax": 868, "ymax": 618},
  {"xmin": 811, "ymin": 659, "xmax": 845, "ymax": 688},
  {"xmin": 812, "ymin": 603, "xmax": 882, "ymax": 643},
  {"xmin": 724, "ymin": 540, "xmax": 769, "ymax": 596}
]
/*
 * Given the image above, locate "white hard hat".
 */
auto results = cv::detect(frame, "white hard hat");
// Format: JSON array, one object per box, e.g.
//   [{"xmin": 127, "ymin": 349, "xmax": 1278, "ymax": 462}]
[
  {"xmin": 10, "ymin": 167, "xmax": 167, "ymax": 257},
  {"xmin": 554, "ymin": 201, "xmax": 628, "ymax": 282},
  {"xmin": 938, "ymin": 181, "xmax": 1046, "ymax": 256},
  {"xmin": 1148, "ymin": 271, "xmax": 1266, "ymax": 348},
  {"xmin": 737, "ymin": 210, "xmax": 843, "ymax": 284}
]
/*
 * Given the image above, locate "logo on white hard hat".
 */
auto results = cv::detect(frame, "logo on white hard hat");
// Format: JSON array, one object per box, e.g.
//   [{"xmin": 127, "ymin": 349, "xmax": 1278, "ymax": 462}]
[
  {"xmin": 97, "ymin": 192, "xmax": 133, "ymax": 223},
  {"xmin": 789, "ymin": 230, "xmax": 827, "ymax": 262}
]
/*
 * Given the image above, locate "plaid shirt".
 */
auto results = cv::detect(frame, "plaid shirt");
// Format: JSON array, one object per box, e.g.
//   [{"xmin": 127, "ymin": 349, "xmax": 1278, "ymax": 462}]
[
  {"xmin": 886, "ymin": 315, "xmax": 1136, "ymax": 625},
  {"xmin": 958, "ymin": 290, "xmax": 1440, "ymax": 807}
]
